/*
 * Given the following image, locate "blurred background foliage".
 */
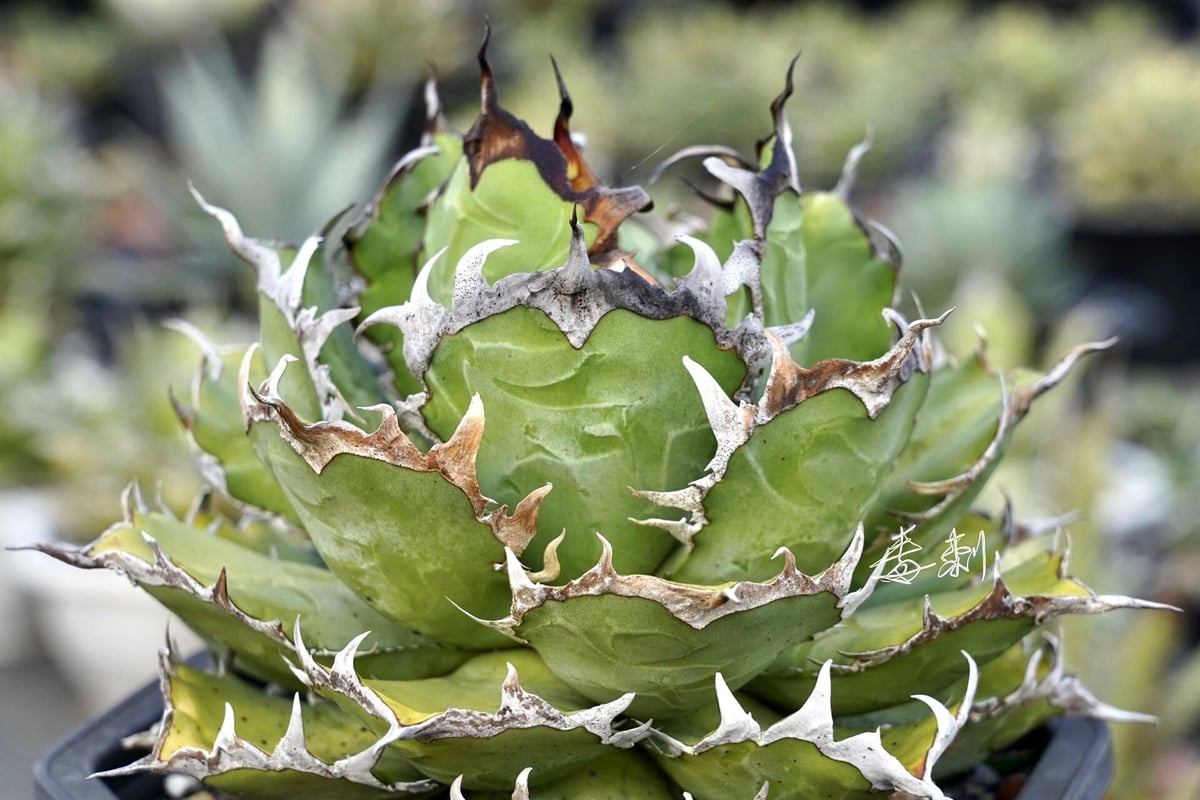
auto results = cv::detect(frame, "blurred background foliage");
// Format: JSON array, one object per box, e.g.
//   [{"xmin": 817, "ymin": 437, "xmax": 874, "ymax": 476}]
[{"xmin": 0, "ymin": 0, "xmax": 1197, "ymax": 795}]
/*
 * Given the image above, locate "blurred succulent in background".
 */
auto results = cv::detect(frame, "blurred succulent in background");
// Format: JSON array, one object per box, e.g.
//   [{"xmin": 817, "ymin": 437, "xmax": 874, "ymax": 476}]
[
  {"xmin": 499, "ymin": 2, "xmax": 958, "ymax": 192},
  {"xmin": 1056, "ymin": 46, "xmax": 1200, "ymax": 224},
  {"xmin": 159, "ymin": 21, "xmax": 403, "ymax": 243},
  {"xmin": 29, "ymin": 26, "xmax": 1176, "ymax": 800},
  {"xmin": 0, "ymin": 73, "xmax": 96, "ymax": 487}
]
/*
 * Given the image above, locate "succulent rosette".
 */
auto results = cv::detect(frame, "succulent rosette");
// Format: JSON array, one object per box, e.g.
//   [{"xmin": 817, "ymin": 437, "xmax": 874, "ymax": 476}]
[{"xmin": 35, "ymin": 33, "xmax": 1169, "ymax": 800}]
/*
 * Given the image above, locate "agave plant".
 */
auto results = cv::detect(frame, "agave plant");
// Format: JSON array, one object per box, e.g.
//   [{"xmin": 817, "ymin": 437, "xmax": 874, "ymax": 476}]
[{"xmin": 34, "ymin": 33, "xmax": 1170, "ymax": 800}]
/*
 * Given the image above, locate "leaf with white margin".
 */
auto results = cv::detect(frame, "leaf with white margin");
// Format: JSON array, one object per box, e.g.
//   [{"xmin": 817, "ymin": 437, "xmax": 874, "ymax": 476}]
[
  {"xmin": 932, "ymin": 636, "xmax": 1158, "ymax": 778},
  {"xmin": 31, "ymin": 501, "xmax": 468, "ymax": 686},
  {"xmin": 344, "ymin": 79, "xmax": 465, "ymax": 396},
  {"xmin": 420, "ymin": 301, "xmax": 746, "ymax": 579},
  {"xmin": 648, "ymin": 311, "xmax": 941, "ymax": 585},
  {"xmin": 192, "ymin": 187, "xmax": 378, "ymax": 423},
  {"xmin": 751, "ymin": 535, "xmax": 1174, "ymax": 716},
  {"xmin": 99, "ymin": 649, "xmax": 437, "ymax": 799},
  {"xmin": 289, "ymin": 631, "xmax": 651, "ymax": 792},
  {"xmin": 419, "ymin": 41, "xmax": 650, "ymax": 307},
  {"xmin": 473, "ymin": 528, "xmax": 877, "ymax": 719},
  {"xmin": 647, "ymin": 658, "xmax": 977, "ymax": 800},
  {"xmin": 655, "ymin": 62, "xmax": 896, "ymax": 365},
  {"xmin": 244, "ymin": 361, "xmax": 548, "ymax": 648},
  {"xmin": 166, "ymin": 326, "xmax": 298, "ymax": 522},
  {"xmin": 857, "ymin": 339, "xmax": 1116, "ymax": 590}
]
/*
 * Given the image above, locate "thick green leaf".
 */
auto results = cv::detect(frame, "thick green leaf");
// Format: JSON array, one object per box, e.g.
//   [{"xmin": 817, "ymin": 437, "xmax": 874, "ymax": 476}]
[
  {"xmin": 140, "ymin": 660, "xmax": 431, "ymax": 799},
  {"xmin": 668, "ymin": 373, "xmax": 928, "ymax": 585},
  {"xmin": 175, "ymin": 343, "xmax": 298, "ymax": 522},
  {"xmin": 80, "ymin": 510, "xmax": 468, "ymax": 684},
  {"xmin": 422, "ymin": 306, "xmax": 745, "ymax": 578},
  {"xmin": 169, "ymin": 662, "xmax": 429, "ymax": 796},
  {"xmin": 749, "ymin": 539, "xmax": 1146, "ymax": 716},
  {"xmin": 472, "ymin": 749, "xmax": 678, "ymax": 800},
  {"xmin": 649, "ymin": 664, "xmax": 961, "ymax": 800},
  {"xmin": 788, "ymin": 192, "xmax": 895, "ymax": 365},
  {"xmin": 655, "ymin": 737, "xmax": 874, "ymax": 800},
  {"xmin": 300, "ymin": 648, "xmax": 638, "ymax": 792},
  {"xmin": 866, "ymin": 354, "xmax": 1001, "ymax": 530},
  {"xmin": 347, "ymin": 133, "xmax": 464, "ymax": 395},
  {"xmin": 247, "ymin": 395, "xmax": 524, "ymax": 649},
  {"xmin": 423, "ymin": 159, "xmax": 580, "ymax": 306},
  {"xmin": 490, "ymin": 540, "xmax": 854, "ymax": 719}
]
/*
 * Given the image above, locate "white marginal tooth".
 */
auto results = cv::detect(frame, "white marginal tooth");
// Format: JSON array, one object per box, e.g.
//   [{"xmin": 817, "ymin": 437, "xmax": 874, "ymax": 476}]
[
  {"xmin": 838, "ymin": 526, "xmax": 881, "ymax": 616},
  {"xmin": 911, "ymin": 652, "xmax": 976, "ymax": 778},
  {"xmin": 277, "ymin": 694, "xmax": 307, "ymax": 755},
  {"xmin": 683, "ymin": 357, "xmax": 743, "ymax": 437},
  {"xmin": 594, "ymin": 533, "xmax": 618, "ymax": 575},
  {"xmin": 607, "ymin": 712, "xmax": 654, "ymax": 748},
  {"xmin": 524, "ymin": 532, "xmax": 564, "ymax": 583},
  {"xmin": 413, "ymin": 246, "xmax": 447, "ymax": 306},
  {"xmin": 333, "ymin": 631, "xmax": 372, "ymax": 678},
  {"xmin": 708, "ymin": 673, "xmax": 760, "ymax": 744},
  {"xmin": 682, "ymin": 357, "xmax": 753, "ymax": 474},
  {"xmin": 449, "ymin": 776, "xmax": 467, "ymax": 800},
  {"xmin": 585, "ymin": 692, "xmax": 637, "ymax": 739},
  {"xmin": 355, "ymin": 304, "xmax": 405, "ymax": 336},
  {"xmin": 958, "ymin": 651, "xmax": 979, "ymax": 725},
  {"xmin": 237, "ymin": 343, "xmax": 260, "ymax": 422},
  {"xmin": 451, "ymin": 238, "xmax": 518, "ymax": 311},
  {"xmin": 189, "ymin": 183, "xmax": 282, "ymax": 284},
  {"xmin": 772, "ymin": 546, "xmax": 798, "ymax": 574},
  {"xmin": 131, "ymin": 482, "xmax": 150, "ymax": 514},
  {"xmin": 263, "ymin": 354, "xmax": 299, "ymax": 398},
  {"xmin": 504, "ymin": 547, "xmax": 537, "ymax": 593},
  {"xmin": 308, "ymin": 307, "xmax": 361, "ymax": 354},
  {"xmin": 512, "ymin": 767, "xmax": 533, "ymax": 800},
  {"xmin": 767, "ymin": 308, "xmax": 815, "ymax": 346},
  {"xmin": 793, "ymin": 660, "xmax": 834, "ymax": 736},
  {"xmin": 215, "ymin": 703, "xmax": 240, "ymax": 749},
  {"xmin": 675, "ymin": 234, "xmax": 723, "ymax": 298},
  {"xmin": 500, "ymin": 662, "xmax": 524, "ymax": 711},
  {"xmin": 291, "ymin": 618, "xmax": 321, "ymax": 679},
  {"xmin": 280, "ymin": 235, "xmax": 322, "ymax": 313}
]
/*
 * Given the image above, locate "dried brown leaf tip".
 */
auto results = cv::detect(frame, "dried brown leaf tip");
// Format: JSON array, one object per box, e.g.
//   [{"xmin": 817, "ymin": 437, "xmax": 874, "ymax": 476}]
[
  {"xmin": 247, "ymin": 361, "xmax": 547, "ymax": 555},
  {"xmin": 465, "ymin": 27, "xmax": 650, "ymax": 257},
  {"xmin": 760, "ymin": 310, "xmax": 947, "ymax": 420}
]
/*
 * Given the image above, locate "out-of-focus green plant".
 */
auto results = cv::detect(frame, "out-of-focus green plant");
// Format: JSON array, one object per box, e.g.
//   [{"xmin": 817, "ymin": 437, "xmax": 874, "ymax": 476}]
[
  {"xmin": 29, "ymin": 34, "xmax": 1173, "ymax": 798},
  {"xmin": 159, "ymin": 23, "xmax": 403, "ymax": 242},
  {"xmin": 501, "ymin": 2, "xmax": 960, "ymax": 191},
  {"xmin": 2, "ymin": 5, "xmax": 121, "ymax": 95},
  {"xmin": 1056, "ymin": 47, "xmax": 1200, "ymax": 224}
]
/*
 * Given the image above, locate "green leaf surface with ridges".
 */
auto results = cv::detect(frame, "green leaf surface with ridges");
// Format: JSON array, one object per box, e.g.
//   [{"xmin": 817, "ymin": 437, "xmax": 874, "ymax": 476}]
[
  {"xmin": 423, "ymin": 159, "xmax": 583, "ymax": 306},
  {"xmin": 750, "ymin": 546, "xmax": 1086, "ymax": 715},
  {"xmin": 669, "ymin": 374, "xmax": 928, "ymax": 585},
  {"xmin": 91, "ymin": 511, "xmax": 468, "ymax": 684},
  {"xmin": 422, "ymin": 306, "xmax": 745, "ymax": 579},
  {"xmin": 514, "ymin": 588, "xmax": 842, "ymax": 719},
  {"xmin": 184, "ymin": 346, "xmax": 298, "ymax": 522},
  {"xmin": 350, "ymin": 650, "xmax": 618, "ymax": 791},
  {"xmin": 162, "ymin": 662, "xmax": 428, "ymax": 800},
  {"xmin": 348, "ymin": 133, "xmax": 463, "ymax": 395},
  {"xmin": 248, "ymin": 416, "xmax": 516, "ymax": 649}
]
